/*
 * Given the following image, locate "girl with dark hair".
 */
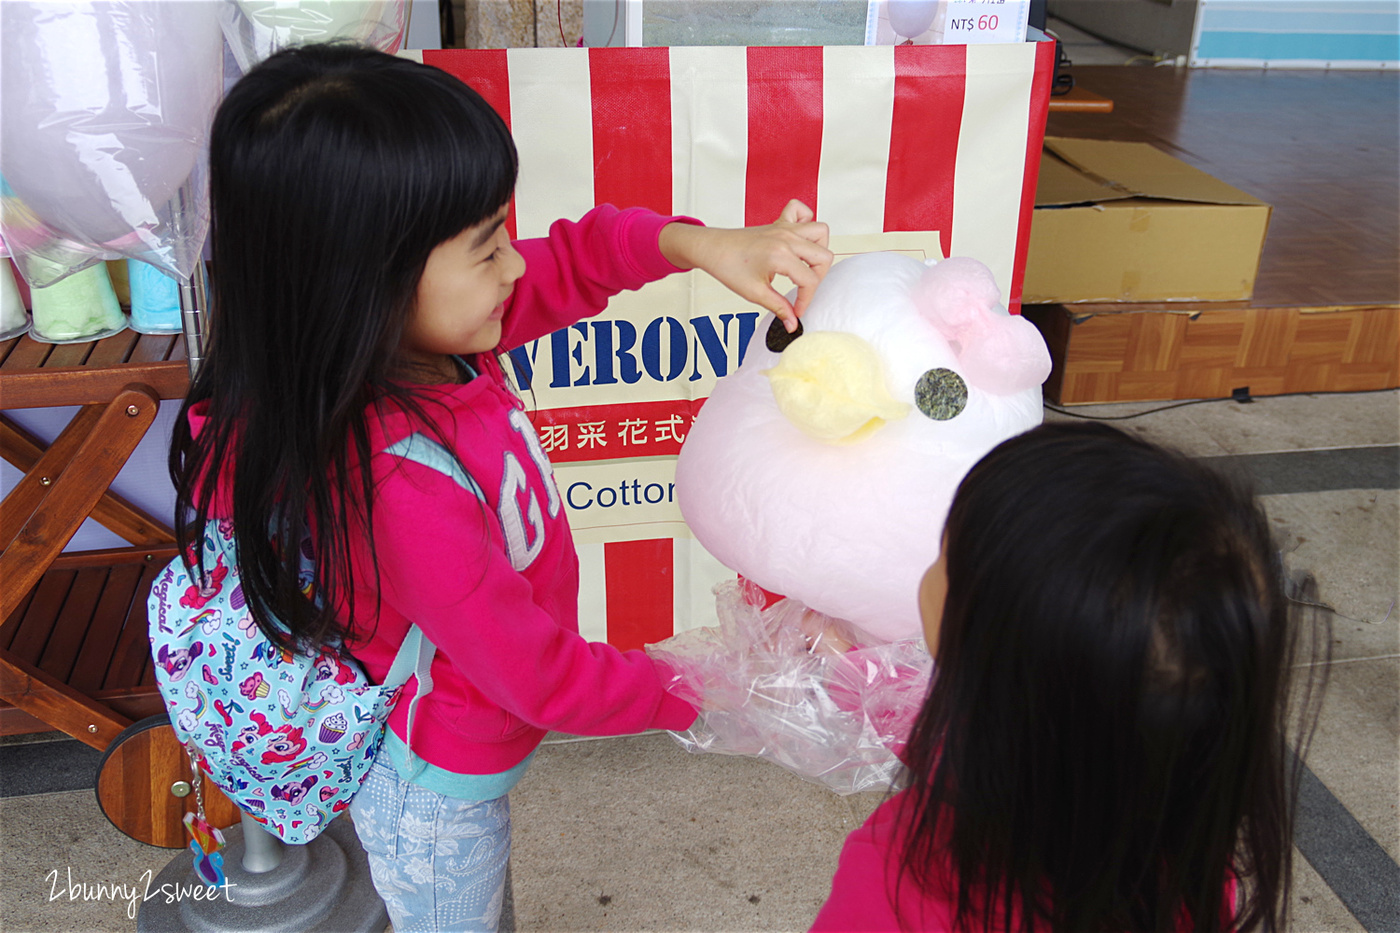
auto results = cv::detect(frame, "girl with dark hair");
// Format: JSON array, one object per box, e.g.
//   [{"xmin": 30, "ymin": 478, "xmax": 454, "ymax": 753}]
[
  {"xmin": 812, "ymin": 422, "xmax": 1327, "ymax": 933},
  {"xmin": 172, "ymin": 43, "xmax": 831, "ymax": 932}
]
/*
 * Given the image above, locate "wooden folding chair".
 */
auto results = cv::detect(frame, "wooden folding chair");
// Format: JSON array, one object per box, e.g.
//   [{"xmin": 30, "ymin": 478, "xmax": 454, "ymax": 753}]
[{"xmin": 1, "ymin": 327, "xmax": 237, "ymax": 845}]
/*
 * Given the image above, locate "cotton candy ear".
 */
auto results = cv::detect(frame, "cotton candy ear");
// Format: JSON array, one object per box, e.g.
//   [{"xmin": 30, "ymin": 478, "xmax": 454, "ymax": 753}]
[
  {"xmin": 916, "ymin": 257, "xmax": 1051, "ymax": 395},
  {"xmin": 957, "ymin": 314, "xmax": 1052, "ymax": 394},
  {"xmin": 915, "ymin": 257, "xmax": 1001, "ymax": 336}
]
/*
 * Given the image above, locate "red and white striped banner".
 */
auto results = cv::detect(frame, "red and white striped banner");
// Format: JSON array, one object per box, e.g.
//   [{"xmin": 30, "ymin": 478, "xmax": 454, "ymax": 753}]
[{"xmin": 413, "ymin": 44, "xmax": 1053, "ymax": 649}]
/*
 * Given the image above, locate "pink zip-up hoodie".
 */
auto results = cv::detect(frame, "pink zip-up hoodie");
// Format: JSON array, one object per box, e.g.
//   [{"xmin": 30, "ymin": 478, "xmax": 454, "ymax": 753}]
[
  {"xmin": 189, "ymin": 205, "xmax": 698, "ymax": 777},
  {"xmin": 812, "ymin": 790, "xmax": 1239, "ymax": 932}
]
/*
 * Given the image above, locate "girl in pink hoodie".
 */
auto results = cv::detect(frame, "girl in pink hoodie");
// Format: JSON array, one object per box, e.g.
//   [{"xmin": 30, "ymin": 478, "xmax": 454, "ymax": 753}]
[{"xmin": 171, "ymin": 43, "xmax": 830, "ymax": 932}]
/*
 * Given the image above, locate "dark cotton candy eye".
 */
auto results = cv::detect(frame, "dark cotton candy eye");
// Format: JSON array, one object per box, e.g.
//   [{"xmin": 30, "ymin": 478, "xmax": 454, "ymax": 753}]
[{"xmin": 765, "ymin": 316, "xmax": 804, "ymax": 353}]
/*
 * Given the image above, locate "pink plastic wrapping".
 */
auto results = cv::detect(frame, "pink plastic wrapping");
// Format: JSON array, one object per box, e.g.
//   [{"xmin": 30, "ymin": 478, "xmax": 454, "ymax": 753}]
[{"xmin": 648, "ymin": 580, "xmax": 933, "ymax": 795}]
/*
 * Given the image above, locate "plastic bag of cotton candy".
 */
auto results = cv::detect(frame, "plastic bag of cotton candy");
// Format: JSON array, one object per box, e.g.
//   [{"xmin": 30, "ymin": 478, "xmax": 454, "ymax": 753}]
[
  {"xmin": 648, "ymin": 252, "xmax": 1051, "ymax": 793},
  {"xmin": 221, "ymin": 1, "xmax": 407, "ymax": 76},
  {"xmin": 650, "ymin": 579, "xmax": 933, "ymax": 794}
]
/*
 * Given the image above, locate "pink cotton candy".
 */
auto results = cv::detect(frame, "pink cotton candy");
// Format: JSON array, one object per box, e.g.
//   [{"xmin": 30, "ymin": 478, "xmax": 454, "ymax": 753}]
[{"xmin": 676, "ymin": 251, "xmax": 1051, "ymax": 642}]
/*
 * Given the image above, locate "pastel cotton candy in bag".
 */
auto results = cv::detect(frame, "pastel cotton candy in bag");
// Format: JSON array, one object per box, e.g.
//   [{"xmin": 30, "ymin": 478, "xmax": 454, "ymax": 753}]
[
  {"xmin": 651, "ymin": 251, "xmax": 1049, "ymax": 792},
  {"xmin": 0, "ymin": 236, "xmax": 29, "ymax": 339},
  {"xmin": 221, "ymin": 1, "xmax": 407, "ymax": 75},
  {"xmin": 0, "ymin": 1, "xmax": 222, "ymax": 284}
]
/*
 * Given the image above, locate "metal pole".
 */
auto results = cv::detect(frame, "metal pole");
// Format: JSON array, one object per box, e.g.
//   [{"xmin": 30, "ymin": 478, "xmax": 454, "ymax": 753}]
[
  {"xmin": 177, "ymin": 260, "xmax": 208, "ymax": 379},
  {"xmin": 239, "ymin": 810, "xmax": 284, "ymax": 873},
  {"xmin": 171, "ymin": 182, "xmax": 208, "ymax": 379}
]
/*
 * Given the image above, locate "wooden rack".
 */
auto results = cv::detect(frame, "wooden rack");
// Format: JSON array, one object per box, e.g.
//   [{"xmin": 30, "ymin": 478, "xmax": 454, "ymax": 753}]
[{"xmin": 1, "ymin": 331, "xmax": 188, "ymax": 747}]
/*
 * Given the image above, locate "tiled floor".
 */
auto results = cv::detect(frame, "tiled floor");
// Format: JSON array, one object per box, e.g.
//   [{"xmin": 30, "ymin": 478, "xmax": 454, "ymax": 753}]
[{"xmin": 2, "ymin": 388, "xmax": 1396, "ymax": 932}]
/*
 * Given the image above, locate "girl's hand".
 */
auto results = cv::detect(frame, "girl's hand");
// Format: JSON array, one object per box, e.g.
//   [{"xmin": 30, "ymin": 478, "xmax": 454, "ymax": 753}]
[{"xmin": 660, "ymin": 200, "xmax": 833, "ymax": 333}]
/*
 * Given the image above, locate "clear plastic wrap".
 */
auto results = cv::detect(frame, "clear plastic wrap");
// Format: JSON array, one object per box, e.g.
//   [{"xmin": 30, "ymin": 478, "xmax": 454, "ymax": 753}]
[
  {"xmin": 220, "ymin": 1, "xmax": 407, "ymax": 76},
  {"xmin": 0, "ymin": 1, "xmax": 223, "ymax": 291},
  {"xmin": 0, "ymin": 0, "xmax": 406, "ymax": 319},
  {"xmin": 0, "ymin": 236, "xmax": 29, "ymax": 340},
  {"xmin": 648, "ymin": 580, "xmax": 933, "ymax": 795},
  {"xmin": 28, "ymin": 257, "xmax": 126, "ymax": 344}
]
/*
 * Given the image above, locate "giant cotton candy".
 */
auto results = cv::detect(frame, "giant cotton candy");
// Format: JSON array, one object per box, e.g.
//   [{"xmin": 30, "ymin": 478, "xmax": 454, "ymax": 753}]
[
  {"xmin": 0, "ymin": 1, "xmax": 223, "ymax": 284},
  {"xmin": 676, "ymin": 252, "xmax": 1049, "ymax": 642}
]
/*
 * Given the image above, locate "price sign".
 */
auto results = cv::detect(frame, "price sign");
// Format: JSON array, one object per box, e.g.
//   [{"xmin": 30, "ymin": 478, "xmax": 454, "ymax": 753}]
[
  {"xmin": 942, "ymin": 0, "xmax": 1030, "ymax": 44},
  {"xmin": 865, "ymin": 0, "xmax": 1030, "ymax": 46}
]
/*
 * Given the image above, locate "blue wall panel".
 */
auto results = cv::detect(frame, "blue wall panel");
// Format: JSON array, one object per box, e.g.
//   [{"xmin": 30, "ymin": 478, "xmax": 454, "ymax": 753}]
[{"xmin": 1195, "ymin": 0, "xmax": 1399, "ymax": 65}]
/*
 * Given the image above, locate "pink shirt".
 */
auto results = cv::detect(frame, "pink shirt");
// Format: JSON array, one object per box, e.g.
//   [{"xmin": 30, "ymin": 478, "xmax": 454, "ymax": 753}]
[
  {"xmin": 348, "ymin": 205, "xmax": 700, "ymax": 774},
  {"xmin": 812, "ymin": 791, "xmax": 1239, "ymax": 932},
  {"xmin": 812, "ymin": 791, "xmax": 961, "ymax": 933}
]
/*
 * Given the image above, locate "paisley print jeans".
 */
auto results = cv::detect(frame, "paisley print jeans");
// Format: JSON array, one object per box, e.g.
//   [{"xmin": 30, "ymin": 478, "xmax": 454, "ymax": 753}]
[{"xmin": 350, "ymin": 756, "xmax": 511, "ymax": 932}]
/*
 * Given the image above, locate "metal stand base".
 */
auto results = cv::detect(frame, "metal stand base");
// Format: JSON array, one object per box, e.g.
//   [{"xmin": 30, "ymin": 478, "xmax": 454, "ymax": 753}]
[{"xmin": 137, "ymin": 817, "xmax": 387, "ymax": 932}]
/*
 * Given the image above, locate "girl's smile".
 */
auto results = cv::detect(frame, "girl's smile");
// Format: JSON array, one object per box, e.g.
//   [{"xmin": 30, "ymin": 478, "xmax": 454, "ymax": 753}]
[{"xmin": 400, "ymin": 205, "xmax": 524, "ymax": 380}]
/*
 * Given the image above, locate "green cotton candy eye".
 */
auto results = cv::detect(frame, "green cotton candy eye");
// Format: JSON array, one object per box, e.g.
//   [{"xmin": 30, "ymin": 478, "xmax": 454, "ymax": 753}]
[{"xmin": 915, "ymin": 368, "xmax": 968, "ymax": 421}]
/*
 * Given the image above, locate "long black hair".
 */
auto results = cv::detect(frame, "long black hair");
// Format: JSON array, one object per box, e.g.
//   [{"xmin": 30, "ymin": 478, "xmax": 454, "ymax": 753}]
[
  {"xmin": 898, "ymin": 422, "xmax": 1328, "ymax": 932},
  {"xmin": 171, "ymin": 43, "xmax": 517, "ymax": 651}
]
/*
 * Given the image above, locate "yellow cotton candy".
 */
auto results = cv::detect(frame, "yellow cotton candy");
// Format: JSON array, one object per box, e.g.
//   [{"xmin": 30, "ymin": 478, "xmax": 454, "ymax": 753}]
[{"xmin": 765, "ymin": 331, "xmax": 909, "ymax": 444}]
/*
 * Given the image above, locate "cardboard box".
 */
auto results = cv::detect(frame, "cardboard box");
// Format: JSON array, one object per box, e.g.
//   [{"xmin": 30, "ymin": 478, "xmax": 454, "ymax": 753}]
[{"xmin": 1022, "ymin": 137, "xmax": 1272, "ymax": 304}]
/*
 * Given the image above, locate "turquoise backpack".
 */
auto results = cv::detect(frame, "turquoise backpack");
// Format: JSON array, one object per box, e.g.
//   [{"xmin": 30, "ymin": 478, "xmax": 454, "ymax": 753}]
[{"xmin": 148, "ymin": 517, "xmax": 435, "ymax": 845}]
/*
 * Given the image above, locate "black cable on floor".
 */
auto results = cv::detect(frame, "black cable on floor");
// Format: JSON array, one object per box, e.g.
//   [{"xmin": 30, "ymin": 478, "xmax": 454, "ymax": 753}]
[
  {"xmin": 1045, "ymin": 386, "xmax": 1398, "ymax": 422},
  {"xmin": 1044, "ymin": 397, "xmax": 1230, "ymax": 421}
]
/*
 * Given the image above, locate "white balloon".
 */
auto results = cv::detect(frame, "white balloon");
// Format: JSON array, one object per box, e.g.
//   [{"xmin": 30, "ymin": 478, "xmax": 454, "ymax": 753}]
[{"xmin": 887, "ymin": 0, "xmax": 940, "ymax": 39}]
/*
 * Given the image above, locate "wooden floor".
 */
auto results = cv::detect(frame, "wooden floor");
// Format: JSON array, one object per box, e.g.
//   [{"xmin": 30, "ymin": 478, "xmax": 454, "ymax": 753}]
[
  {"xmin": 1047, "ymin": 66, "xmax": 1398, "ymax": 309},
  {"xmin": 1032, "ymin": 66, "xmax": 1399, "ymax": 403}
]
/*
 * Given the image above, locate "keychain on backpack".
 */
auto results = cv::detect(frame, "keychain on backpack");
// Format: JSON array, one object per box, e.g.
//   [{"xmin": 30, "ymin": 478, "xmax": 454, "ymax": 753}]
[{"xmin": 183, "ymin": 743, "xmax": 228, "ymax": 887}]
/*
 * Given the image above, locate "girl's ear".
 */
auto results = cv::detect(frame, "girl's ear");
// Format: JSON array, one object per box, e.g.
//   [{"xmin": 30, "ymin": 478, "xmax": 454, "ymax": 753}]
[{"xmin": 918, "ymin": 548, "xmax": 949, "ymax": 653}]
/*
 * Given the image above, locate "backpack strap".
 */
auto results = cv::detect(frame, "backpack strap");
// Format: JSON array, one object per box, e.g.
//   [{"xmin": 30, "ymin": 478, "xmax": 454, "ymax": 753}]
[
  {"xmin": 382, "ymin": 433, "xmax": 485, "ymax": 501},
  {"xmin": 375, "ymin": 433, "xmax": 462, "ymax": 778},
  {"xmin": 377, "ymin": 624, "xmax": 437, "ymax": 775}
]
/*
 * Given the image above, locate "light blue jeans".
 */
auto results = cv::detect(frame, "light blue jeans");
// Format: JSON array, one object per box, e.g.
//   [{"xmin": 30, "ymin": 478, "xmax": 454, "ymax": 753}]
[{"xmin": 350, "ymin": 755, "xmax": 512, "ymax": 932}]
